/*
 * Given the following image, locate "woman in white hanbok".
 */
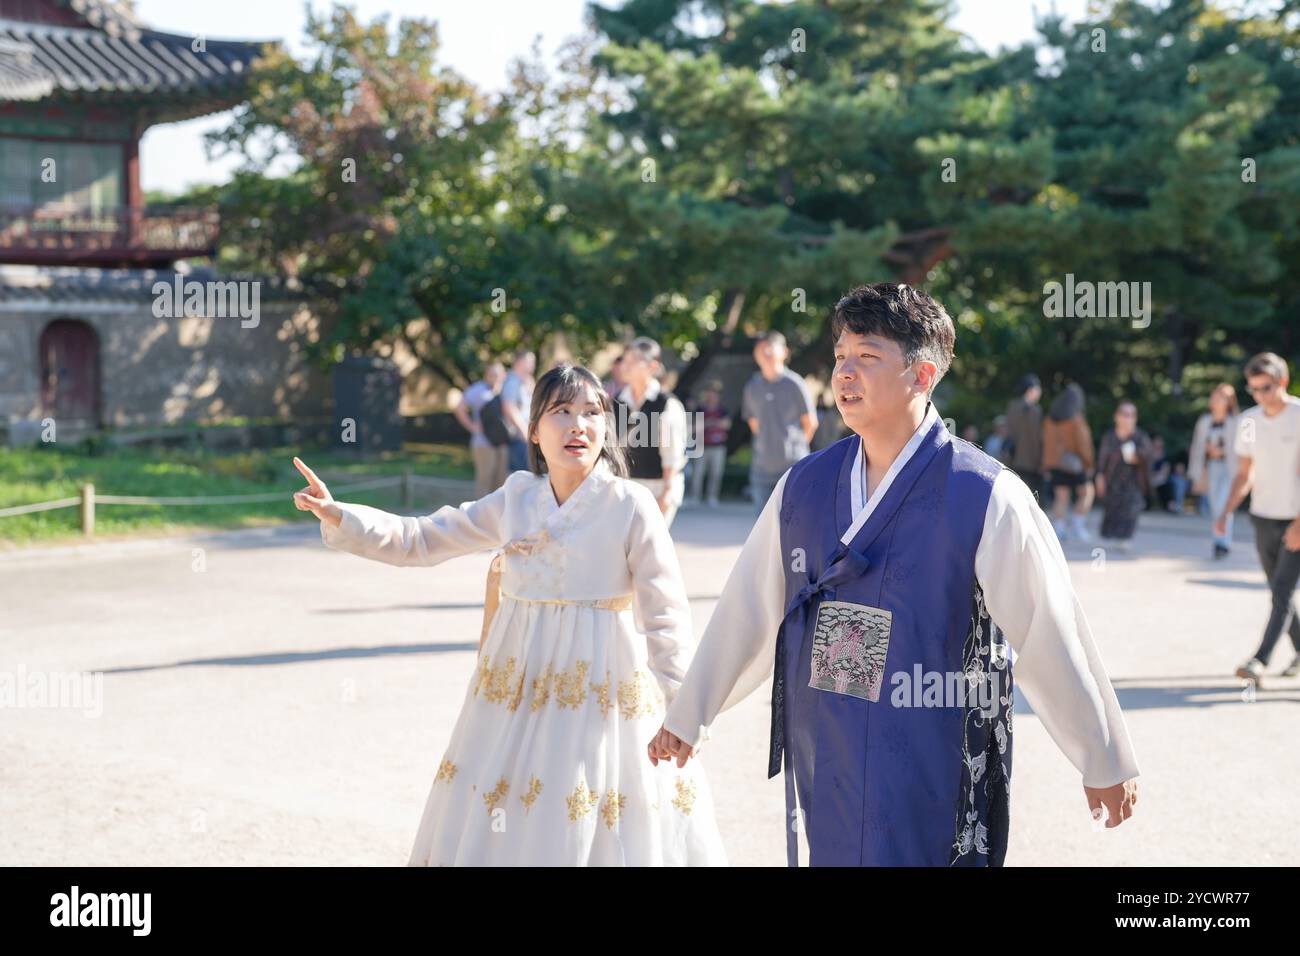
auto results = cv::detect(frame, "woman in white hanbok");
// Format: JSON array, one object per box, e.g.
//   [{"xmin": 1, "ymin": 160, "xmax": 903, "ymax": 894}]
[{"xmin": 292, "ymin": 364, "xmax": 727, "ymax": 866}]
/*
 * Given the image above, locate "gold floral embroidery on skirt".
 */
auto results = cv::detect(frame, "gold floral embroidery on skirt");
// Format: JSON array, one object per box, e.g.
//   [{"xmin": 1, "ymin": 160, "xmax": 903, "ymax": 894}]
[
  {"xmin": 483, "ymin": 778, "xmax": 510, "ymax": 815},
  {"xmin": 554, "ymin": 660, "xmax": 591, "ymax": 709},
  {"xmin": 474, "ymin": 655, "xmax": 524, "ymax": 711},
  {"xmin": 590, "ymin": 671, "xmax": 614, "ymax": 717},
  {"xmin": 672, "ymin": 778, "xmax": 697, "ymax": 816},
  {"xmin": 520, "ymin": 776, "xmax": 543, "ymax": 813},
  {"xmin": 600, "ymin": 790, "xmax": 626, "ymax": 830},
  {"xmin": 617, "ymin": 670, "xmax": 662, "ymax": 720},
  {"xmin": 435, "ymin": 759, "xmax": 458, "ymax": 783},
  {"xmin": 474, "ymin": 658, "xmax": 660, "ymax": 720},
  {"xmin": 566, "ymin": 781, "xmax": 600, "ymax": 821},
  {"xmin": 530, "ymin": 664, "xmax": 554, "ymax": 712}
]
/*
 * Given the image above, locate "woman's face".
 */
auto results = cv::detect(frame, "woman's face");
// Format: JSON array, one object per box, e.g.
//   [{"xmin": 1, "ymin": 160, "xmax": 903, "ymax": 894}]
[
  {"xmin": 1209, "ymin": 388, "xmax": 1231, "ymax": 417},
  {"xmin": 532, "ymin": 381, "xmax": 607, "ymax": 478},
  {"xmin": 1115, "ymin": 405, "xmax": 1137, "ymax": 435}
]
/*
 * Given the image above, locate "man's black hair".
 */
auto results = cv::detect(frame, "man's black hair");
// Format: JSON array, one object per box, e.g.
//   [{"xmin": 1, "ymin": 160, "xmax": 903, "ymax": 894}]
[{"xmin": 830, "ymin": 283, "xmax": 956, "ymax": 389}]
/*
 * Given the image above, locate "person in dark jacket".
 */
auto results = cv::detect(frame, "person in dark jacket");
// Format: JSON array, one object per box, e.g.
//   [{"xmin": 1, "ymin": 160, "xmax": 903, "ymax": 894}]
[{"xmin": 1005, "ymin": 373, "xmax": 1045, "ymax": 503}]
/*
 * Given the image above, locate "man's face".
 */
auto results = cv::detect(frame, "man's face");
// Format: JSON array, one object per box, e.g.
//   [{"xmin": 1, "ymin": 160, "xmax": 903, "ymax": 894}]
[
  {"xmin": 517, "ymin": 352, "xmax": 536, "ymax": 377},
  {"xmin": 753, "ymin": 339, "xmax": 787, "ymax": 374},
  {"xmin": 1247, "ymin": 373, "xmax": 1287, "ymax": 411},
  {"xmin": 619, "ymin": 351, "xmax": 656, "ymax": 389},
  {"xmin": 833, "ymin": 331, "xmax": 921, "ymax": 432}
]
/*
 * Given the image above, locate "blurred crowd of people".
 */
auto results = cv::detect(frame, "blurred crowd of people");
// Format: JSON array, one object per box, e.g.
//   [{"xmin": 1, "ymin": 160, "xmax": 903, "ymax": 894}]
[
  {"xmin": 972, "ymin": 373, "xmax": 1245, "ymax": 556},
  {"xmin": 968, "ymin": 353, "xmax": 1300, "ymax": 687},
  {"xmin": 452, "ymin": 331, "xmax": 819, "ymax": 526}
]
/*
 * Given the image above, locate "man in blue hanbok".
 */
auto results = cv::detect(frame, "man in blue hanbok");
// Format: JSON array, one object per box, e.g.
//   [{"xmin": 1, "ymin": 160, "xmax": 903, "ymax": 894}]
[{"xmin": 648, "ymin": 283, "xmax": 1139, "ymax": 866}]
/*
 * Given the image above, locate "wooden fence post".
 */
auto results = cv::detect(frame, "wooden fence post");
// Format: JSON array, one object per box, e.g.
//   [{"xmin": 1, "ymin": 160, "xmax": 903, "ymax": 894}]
[{"xmin": 81, "ymin": 483, "xmax": 94, "ymax": 536}]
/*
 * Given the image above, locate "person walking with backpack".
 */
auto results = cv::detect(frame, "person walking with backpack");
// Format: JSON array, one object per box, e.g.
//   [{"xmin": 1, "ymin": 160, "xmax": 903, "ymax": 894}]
[
  {"xmin": 1041, "ymin": 383, "xmax": 1096, "ymax": 543},
  {"xmin": 455, "ymin": 361, "xmax": 509, "ymax": 498}
]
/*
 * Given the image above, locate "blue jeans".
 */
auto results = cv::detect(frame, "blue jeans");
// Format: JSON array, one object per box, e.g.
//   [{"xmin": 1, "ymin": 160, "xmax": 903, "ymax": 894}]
[
  {"xmin": 507, "ymin": 439, "xmax": 530, "ymax": 474},
  {"xmin": 751, "ymin": 472, "xmax": 782, "ymax": 515},
  {"xmin": 1205, "ymin": 460, "xmax": 1233, "ymax": 547}
]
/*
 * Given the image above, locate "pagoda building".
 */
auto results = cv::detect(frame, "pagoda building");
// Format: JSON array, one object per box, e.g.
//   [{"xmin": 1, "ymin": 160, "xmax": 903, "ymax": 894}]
[{"xmin": 0, "ymin": 0, "xmax": 328, "ymax": 443}]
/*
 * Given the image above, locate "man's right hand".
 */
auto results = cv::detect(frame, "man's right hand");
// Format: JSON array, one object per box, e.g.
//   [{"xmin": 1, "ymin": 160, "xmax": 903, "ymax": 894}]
[{"xmin": 1213, "ymin": 514, "xmax": 1228, "ymax": 538}]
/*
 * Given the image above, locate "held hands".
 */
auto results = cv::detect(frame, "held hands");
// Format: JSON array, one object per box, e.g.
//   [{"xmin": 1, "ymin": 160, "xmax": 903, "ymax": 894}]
[
  {"xmin": 292, "ymin": 457, "xmax": 343, "ymax": 529},
  {"xmin": 647, "ymin": 724, "xmax": 693, "ymax": 768},
  {"xmin": 1085, "ymin": 778, "xmax": 1137, "ymax": 829}
]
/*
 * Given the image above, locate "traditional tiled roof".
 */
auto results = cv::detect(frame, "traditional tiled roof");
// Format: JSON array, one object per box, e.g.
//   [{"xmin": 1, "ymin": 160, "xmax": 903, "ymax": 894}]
[
  {"xmin": 0, "ymin": 35, "xmax": 53, "ymax": 99},
  {"xmin": 64, "ymin": 0, "xmax": 145, "ymax": 33},
  {"xmin": 0, "ymin": 1, "xmax": 270, "ymax": 122},
  {"xmin": 0, "ymin": 265, "xmax": 303, "ymax": 305}
]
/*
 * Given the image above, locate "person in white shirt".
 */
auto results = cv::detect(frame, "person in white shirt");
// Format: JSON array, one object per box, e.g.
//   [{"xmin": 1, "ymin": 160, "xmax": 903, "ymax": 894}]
[
  {"xmin": 646, "ymin": 282, "xmax": 1139, "ymax": 866},
  {"xmin": 1215, "ymin": 352, "xmax": 1300, "ymax": 685},
  {"xmin": 453, "ymin": 361, "xmax": 508, "ymax": 498},
  {"xmin": 613, "ymin": 337, "xmax": 689, "ymax": 527}
]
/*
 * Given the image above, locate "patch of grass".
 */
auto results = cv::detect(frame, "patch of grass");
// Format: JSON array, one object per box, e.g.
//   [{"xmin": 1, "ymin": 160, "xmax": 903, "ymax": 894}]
[{"xmin": 0, "ymin": 442, "xmax": 475, "ymax": 546}]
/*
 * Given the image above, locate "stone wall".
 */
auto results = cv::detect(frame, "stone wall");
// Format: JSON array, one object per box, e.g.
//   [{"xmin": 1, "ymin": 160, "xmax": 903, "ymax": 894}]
[{"xmin": 0, "ymin": 301, "xmax": 334, "ymax": 439}]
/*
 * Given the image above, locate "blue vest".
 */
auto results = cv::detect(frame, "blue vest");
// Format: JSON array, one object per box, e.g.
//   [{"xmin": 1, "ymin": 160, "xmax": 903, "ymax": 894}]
[{"xmin": 770, "ymin": 416, "xmax": 1014, "ymax": 866}]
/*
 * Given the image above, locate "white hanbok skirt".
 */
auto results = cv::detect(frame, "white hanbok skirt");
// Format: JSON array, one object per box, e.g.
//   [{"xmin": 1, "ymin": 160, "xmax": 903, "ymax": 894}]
[{"xmin": 407, "ymin": 593, "xmax": 728, "ymax": 866}]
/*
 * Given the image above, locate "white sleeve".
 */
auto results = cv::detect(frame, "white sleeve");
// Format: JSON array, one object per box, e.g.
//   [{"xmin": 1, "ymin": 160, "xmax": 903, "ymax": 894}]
[
  {"xmin": 625, "ymin": 486, "xmax": 694, "ymax": 704},
  {"xmin": 320, "ymin": 477, "xmax": 510, "ymax": 567},
  {"xmin": 1232, "ymin": 413, "xmax": 1253, "ymax": 460},
  {"xmin": 662, "ymin": 470, "xmax": 789, "ymax": 749},
  {"xmin": 976, "ymin": 469, "xmax": 1140, "ymax": 788},
  {"xmin": 658, "ymin": 396, "xmax": 689, "ymax": 473}
]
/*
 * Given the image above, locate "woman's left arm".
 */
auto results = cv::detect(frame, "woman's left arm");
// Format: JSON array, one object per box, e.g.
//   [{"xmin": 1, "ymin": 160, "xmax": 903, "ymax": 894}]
[{"xmin": 625, "ymin": 487, "xmax": 693, "ymax": 703}]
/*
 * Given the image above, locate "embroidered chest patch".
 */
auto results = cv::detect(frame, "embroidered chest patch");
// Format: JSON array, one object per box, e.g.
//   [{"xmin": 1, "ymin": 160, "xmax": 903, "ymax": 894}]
[{"xmin": 808, "ymin": 600, "xmax": 893, "ymax": 702}]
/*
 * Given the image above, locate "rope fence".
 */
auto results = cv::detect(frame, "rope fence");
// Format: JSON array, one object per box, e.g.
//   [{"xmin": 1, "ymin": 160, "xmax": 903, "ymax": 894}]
[{"xmin": 0, "ymin": 471, "xmax": 474, "ymax": 535}]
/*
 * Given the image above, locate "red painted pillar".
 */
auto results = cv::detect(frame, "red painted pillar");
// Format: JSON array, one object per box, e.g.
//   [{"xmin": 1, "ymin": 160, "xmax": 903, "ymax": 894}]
[{"xmin": 124, "ymin": 127, "xmax": 142, "ymax": 251}]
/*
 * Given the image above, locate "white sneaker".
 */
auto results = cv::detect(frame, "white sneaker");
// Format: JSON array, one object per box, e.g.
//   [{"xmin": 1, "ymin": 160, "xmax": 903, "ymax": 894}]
[
  {"xmin": 1070, "ymin": 515, "xmax": 1092, "ymax": 543},
  {"xmin": 1236, "ymin": 658, "xmax": 1265, "ymax": 686}
]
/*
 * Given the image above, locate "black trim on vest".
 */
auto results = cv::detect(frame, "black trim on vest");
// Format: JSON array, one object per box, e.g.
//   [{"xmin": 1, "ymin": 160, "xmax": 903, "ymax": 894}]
[{"xmin": 948, "ymin": 583, "xmax": 1014, "ymax": 867}]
